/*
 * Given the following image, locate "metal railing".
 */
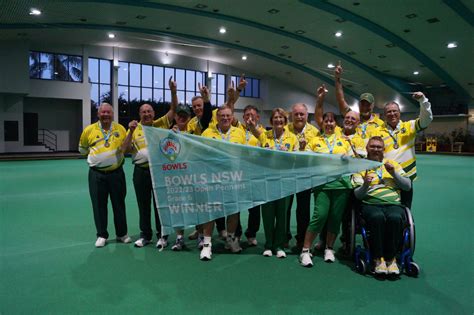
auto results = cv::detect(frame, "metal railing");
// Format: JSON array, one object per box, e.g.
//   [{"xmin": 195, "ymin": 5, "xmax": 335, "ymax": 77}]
[{"xmin": 38, "ymin": 129, "xmax": 57, "ymax": 151}]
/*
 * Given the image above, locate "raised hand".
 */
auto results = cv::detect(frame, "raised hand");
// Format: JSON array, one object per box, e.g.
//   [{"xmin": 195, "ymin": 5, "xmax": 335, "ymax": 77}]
[
  {"xmin": 335, "ymin": 60, "xmax": 343, "ymax": 80},
  {"xmin": 384, "ymin": 162, "xmax": 395, "ymax": 175},
  {"xmin": 227, "ymin": 81, "xmax": 236, "ymax": 103},
  {"xmin": 412, "ymin": 91, "xmax": 425, "ymax": 101},
  {"xmin": 168, "ymin": 76, "xmax": 177, "ymax": 93},
  {"xmin": 363, "ymin": 170, "xmax": 375, "ymax": 185},
  {"xmin": 128, "ymin": 120, "xmax": 138, "ymax": 132},
  {"xmin": 237, "ymin": 74, "xmax": 247, "ymax": 92},
  {"xmin": 198, "ymin": 82, "xmax": 210, "ymax": 102},
  {"xmin": 317, "ymin": 84, "xmax": 328, "ymax": 99}
]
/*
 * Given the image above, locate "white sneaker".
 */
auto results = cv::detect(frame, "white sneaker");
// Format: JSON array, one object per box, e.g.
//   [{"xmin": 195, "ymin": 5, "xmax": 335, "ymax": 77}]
[
  {"xmin": 387, "ymin": 259, "xmax": 400, "ymax": 275},
  {"xmin": 262, "ymin": 249, "xmax": 273, "ymax": 257},
  {"xmin": 134, "ymin": 238, "xmax": 150, "ymax": 248},
  {"xmin": 226, "ymin": 236, "xmax": 242, "ymax": 253},
  {"xmin": 95, "ymin": 237, "xmax": 107, "ymax": 247},
  {"xmin": 375, "ymin": 258, "xmax": 388, "ymax": 275},
  {"xmin": 200, "ymin": 243, "xmax": 212, "ymax": 261},
  {"xmin": 299, "ymin": 250, "xmax": 313, "ymax": 267},
  {"xmin": 276, "ymin": 250, "xmax": 287, "ymax": 258},
  {"xmin": 324, "ymin": 248, "xmax": 336, "ymax": 262},
  {"xmin": 156, "ymin": 238, "xmax": 168, "ymax": 249},
  {"xmin": 218, "ymin": 230, "xmax": 228, "ymax": 241},
  {"xmin": 247, "ymin": 237, "xmax": 258, "ymax": 246},
  {"xmin": 171, "ymin": 238, "xmax": 185, "ymax": 251}
]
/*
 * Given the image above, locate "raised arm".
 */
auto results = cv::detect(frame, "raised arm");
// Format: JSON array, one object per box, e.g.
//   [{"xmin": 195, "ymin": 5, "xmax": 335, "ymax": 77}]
[
  {"xmin": 384, "ymin": 162, "xmax": 412, "ymax": 191},
  {"xmin": 412, "ymin": 92, "xmax": 433, "ymax": 129},
  {"xmin": 120, "ymin": 120, "xmax": 138, "ymax": 153},
  {"xmin": 314, "ymin": 84, "xmax": 328, "ymax": 128},
  {"xmin": 198, "ymin": 82, "xmax": 213, "ymax": 131},
  {"xmin": 227, "ymin": 74, "xmax": 247, "ymax": 111},
  {"xmin": 335, "ymin": 62, "xmax": 351, "ymax": 116},
  {"xmin": 165, "ymin": 76, "xmax": 178, "ymax": 123}
]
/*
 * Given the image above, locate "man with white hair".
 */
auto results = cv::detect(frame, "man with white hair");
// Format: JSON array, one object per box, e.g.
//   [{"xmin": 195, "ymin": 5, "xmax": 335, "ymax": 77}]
[{"xmin": 79, "ymin": 103, "xmax": 131, "ymax": 247}]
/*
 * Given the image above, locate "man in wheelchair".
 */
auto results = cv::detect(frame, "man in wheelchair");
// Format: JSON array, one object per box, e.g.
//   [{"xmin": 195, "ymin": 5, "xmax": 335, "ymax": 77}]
[{"xmin": 352, "ymin": 136, "xmax": 412, "ymax": 275}]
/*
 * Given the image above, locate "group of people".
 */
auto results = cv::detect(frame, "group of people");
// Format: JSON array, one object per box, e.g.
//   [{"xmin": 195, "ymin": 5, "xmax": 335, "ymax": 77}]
[{"xmin": 79, "ymin": 64, "xmax": 433, "ymax": 276}]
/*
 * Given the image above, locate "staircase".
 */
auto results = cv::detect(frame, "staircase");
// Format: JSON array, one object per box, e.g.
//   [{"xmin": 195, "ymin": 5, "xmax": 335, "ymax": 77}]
[{"xmin": 38, "ymin": 129, "xmax": 57, "ymax": 152}]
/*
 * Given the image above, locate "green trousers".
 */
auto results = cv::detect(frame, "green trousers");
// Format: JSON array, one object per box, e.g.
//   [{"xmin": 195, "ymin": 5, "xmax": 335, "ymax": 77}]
[
  {"xmin": 307, "ymin": 188, "xmax": 350, "ymax": 234},
  {"xmin": 88, "ymin": 167, "xmax": 127, "ymax": 239},
  {"xmin": 261, "ymin": 196, "xmax": 290, "ymax": 251}
]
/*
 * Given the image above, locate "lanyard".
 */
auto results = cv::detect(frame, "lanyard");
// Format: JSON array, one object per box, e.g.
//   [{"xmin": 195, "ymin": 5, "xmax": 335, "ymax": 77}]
[
  {"xmin": 245, "ymin": 129, "xmax": 251, "ymax": 143},
  {"xmin": 387, "ymin": 122, "xmax": 400, "ymax": 149},
  {"xmin": 375, "ymin": 166, "xmax": 383, "ymax": 181},
  {"xmin": 218, "ymin": 127, "xmax": 231, "ymax": 142},
  {"xmin": 99, "ymin": 122, "xmax": 112, "ymax": 146},
  {"xmin": 273, "ymin": 130, "xmax": 284, "ymax": 150},
  {"xmin": 295, "ymin": 124, "xmax": 306, "ymax": 140},
  {"xmin": 344, "ymin": 136, "xmax": 360, "ymax": 158},
  {"xmin": 359, "ymin": 123, "xmax": 368, "ymax": 139},
  {"xmin": 324, "ymin": 134, "xmax": 337, "ymax": 154}
]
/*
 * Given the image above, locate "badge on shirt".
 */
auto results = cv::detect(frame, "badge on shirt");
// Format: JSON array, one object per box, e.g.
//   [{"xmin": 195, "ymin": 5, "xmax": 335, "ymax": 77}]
[{"xmin": 401, "ymin": 128, "xmax": 406, "ymax": 134}]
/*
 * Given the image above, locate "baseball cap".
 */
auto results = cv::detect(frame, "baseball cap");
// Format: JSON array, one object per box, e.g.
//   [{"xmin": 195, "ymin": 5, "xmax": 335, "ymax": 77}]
[
  {"xmin": 176, "ymin": 104, "xmax": 191, "ymax": 116},
  {"xmin": 359, "ymin": 93, "xmax": 375, "ymax": 104}
]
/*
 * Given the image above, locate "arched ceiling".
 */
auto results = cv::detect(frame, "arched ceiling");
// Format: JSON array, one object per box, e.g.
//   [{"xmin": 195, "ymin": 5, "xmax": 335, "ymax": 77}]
[{"xmin": 1, "ymin": 0, "xmax": 473, "ymax": 113}]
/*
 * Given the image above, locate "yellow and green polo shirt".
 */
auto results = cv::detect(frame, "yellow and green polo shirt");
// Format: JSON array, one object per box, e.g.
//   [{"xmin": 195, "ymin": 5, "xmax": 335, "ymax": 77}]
[
  {"xmin": 306, "ymin": 133, "xmax": 352, "ymax": 189},
  {"xmin": 356, "ymin": 113, "xmax": 384, "ymax": 143},
  {"xmin": 374, "ymin": 119, "xmax": 423, "ymax": 181},
  {"xmin": 258, "ymin": 129, "xmax": 299, "ymax": 151},
  {"xmin": 352, "ymin": 159, "xmax": 407, "ymax": 205},
  {"xmin": 79, "ymin": 121, "xmax": 126, "ymax": 171},
  {"xmin": 187, "ymin": 108, "xmax": 218, "ymax": 135},
  {"xmin": 334, "ymin": 126, "xmax": 366, "ymax": 158},
  {"xmin": 202, "ymin": 124, "xmax": 246, "ymax": 145},
  {"xmin": 286, "ymin": 122, "xmax": 320, "ymax": 149},
  {"xmin": 238, "ymin": 122, "xmax": 265, "ymax": 146},
  {"xmin": 129, "ymin": 115, "xmax": 172, "ymax": 168}
]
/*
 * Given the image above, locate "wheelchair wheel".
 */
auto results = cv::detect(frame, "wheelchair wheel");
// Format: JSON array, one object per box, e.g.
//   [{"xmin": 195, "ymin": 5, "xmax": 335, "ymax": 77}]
[
  {"xmin": 356, "ymin": 257, "xmax": 367, "ymax": 274},
  {"xmin": 349, "ymin": 208, "xmax": 356, "ymax": 258},
  {"xmin": 405, "ymin": 261, "xmax": 420, "ymax": 277},
  {"xmin": 405, "ymin": 207, "xmax": 416, "ymax": 255}
]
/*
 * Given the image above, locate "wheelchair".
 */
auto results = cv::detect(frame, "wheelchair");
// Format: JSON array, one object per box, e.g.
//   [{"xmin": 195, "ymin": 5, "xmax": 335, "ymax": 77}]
[{"xmin": 349, "ymin": 205, "xmax": 420, "ymax": 277}]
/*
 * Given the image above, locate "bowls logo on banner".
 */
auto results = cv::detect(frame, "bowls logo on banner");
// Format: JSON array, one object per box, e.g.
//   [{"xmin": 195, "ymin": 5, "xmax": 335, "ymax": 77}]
[{"xmin": 160, "ymin": 136, "xmax": 181, "ymax": 161}]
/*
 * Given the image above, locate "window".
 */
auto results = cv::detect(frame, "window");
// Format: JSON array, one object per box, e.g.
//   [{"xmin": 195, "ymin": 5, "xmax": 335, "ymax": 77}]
[
  {"xmin": 89, "ymin": 58, "xmax": 112, "ymax": 123},
  {"xmin": 29, "ymin": 51, "xmax": 83, "ymax": 82},
  {"xmin": 212, "ymin": 73, "xmax": 227, "ymax": 107},
  {"xmin": 4, "ymin": 121, "xmax": 19, "ymax": 141},
  {"xmin": 231, "ymin": 75, "xmax": 260, "ymax": 98},
  {"xmin": 117, "ymin": 61, "xmax": 206, "ymax": 126}
]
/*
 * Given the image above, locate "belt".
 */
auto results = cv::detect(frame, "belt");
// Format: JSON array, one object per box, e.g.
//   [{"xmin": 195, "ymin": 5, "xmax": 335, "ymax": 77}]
[{"xmin": 91, "ymin": 166, "xmax": 122, "ymax": 174}]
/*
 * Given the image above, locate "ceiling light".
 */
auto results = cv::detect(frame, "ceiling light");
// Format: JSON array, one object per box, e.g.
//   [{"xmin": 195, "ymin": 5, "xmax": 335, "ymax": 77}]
[
  {"xmin": 447, "ymin": 42, "xmax": 457, "ymax": 48},
  {"xmin": 335, "ymin": 31, "xmax": 343, "ymax": 37},
  {"xmin": 219, "ymin": 27, "xmax": 226, "ymax": 34},
  {"xmin": 327, "ymin": 63, "xmax": 335, "ymax": 68},
  {"xmin": 242, "ymin": 55, "xmax": 247, "ymax": 61},
  {"xmin": 29, "ymin": 8, "xmax": 41, "ymax": 16},
  {"xmin": 413, "ymin": 71, "xmax": 419, "ymax": 75},
  {"xmin": 108, "ymin": 33, "xmax": 115, "ymax": 39}
]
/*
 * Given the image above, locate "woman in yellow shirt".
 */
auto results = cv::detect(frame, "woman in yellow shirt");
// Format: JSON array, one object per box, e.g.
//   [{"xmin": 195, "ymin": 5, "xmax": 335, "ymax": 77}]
[
  {"xmin": 300, "ymin": 112, "xmax": 352, "ymax": 267},
  {"xmin": 248, "ymin": 108, "xmax": 298, "ymax": 258}
]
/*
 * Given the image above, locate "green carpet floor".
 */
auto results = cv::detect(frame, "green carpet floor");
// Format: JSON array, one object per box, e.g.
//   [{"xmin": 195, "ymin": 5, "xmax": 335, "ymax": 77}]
[{"xmin": 1, "ymin": 155, "xmax": 473, "ymax": 314}]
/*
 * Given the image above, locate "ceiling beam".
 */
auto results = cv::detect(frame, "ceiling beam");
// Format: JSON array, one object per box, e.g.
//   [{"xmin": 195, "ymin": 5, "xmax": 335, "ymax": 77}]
[
  {"xmin": 66, "ymin": 0, "xmax": 417, "ymax": 104},
  {"xmin": 300, "ymin": 0, "xmax": 470, "ymax": 102}
]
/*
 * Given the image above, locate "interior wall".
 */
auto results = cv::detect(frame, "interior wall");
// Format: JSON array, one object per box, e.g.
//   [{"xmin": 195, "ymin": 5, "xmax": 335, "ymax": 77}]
[{"xmin": 23, "ymin": 97, "xmax": 83, "ymax": 151}]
